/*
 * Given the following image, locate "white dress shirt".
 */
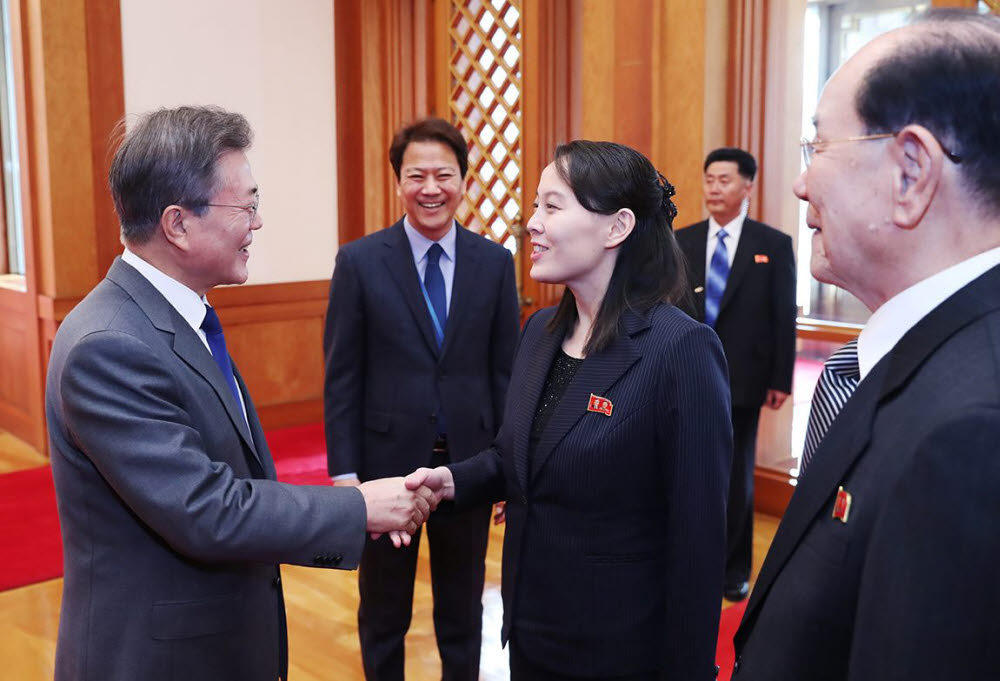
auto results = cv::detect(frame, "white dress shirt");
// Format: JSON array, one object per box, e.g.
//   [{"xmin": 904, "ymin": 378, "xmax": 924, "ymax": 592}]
[
  {"xmin": 706, "ymin": 209, "xmax": 747, "ymax": 273},
  {"xmin": 858, "ymin": 246, "xmax": 1000, "ymax": 380}
]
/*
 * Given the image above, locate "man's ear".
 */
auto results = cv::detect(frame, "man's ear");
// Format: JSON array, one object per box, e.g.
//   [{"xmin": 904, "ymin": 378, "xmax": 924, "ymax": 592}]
[
  {"xmin": 160, "ymin": 204, "xmax": 189, "ymax": 250},
  {"xmin": 892, "ymin": 124, "xmax": 942, "ymax": 230},
  {"xmin": 607, "ymin": 208, "xmax": 635, "ymax": 249}
]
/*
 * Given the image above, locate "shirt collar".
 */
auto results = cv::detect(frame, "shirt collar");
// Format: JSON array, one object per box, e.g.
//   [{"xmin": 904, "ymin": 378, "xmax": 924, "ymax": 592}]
[
  {"xmin": 708, "ymin": 210, "xmax": 746, "ymax": 243},
  {"xmin": 121, "ymin": 249, "xmax": 210, "ymax": 333},
  {"xmin": 403, "ymin": 216, "xmax": 457, "ymax": 263},
  {"xmin": 858, "ymin": 245, "xmax": 1000, "ymax": 379}
]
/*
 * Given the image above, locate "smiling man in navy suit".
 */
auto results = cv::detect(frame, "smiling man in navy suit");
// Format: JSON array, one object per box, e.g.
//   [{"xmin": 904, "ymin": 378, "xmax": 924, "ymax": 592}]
[
  {"xmin": 675, "ymin": 148, "xmax": 797, "ymax": 602},
  {"xmin": 733, "ymin": 10, "xmax": 1000, "ymax": 680},
  {"xmin": 323, "ymin": 117, "xmax": 520, "ymax": 681}
]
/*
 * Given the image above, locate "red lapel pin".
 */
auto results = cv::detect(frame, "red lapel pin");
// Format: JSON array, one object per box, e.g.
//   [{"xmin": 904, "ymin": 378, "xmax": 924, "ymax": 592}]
[
  {"xmin": 832, "ymin": 486, "xmax": 852, "ymax": 523},
  {"xmin": 587, "ymin": 393, "xmax": 613, "ymax": 417},
  {"xmin": 754, "ymin": 254, "xmax": 770, "ymax": 264}
]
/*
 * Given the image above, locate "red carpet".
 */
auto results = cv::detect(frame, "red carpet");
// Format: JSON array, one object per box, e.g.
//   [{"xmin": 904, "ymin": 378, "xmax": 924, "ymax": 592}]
[
  {"xmin": 715, "ymin": 601, "xmax": 748, "ymax": 681},
  {"xmin": 0, "ymin": 423, "xmax": 332, "ymax": 592},
  {"xmin": 0, "ymin": 465, "xmax": 64, "ymax": 591}
]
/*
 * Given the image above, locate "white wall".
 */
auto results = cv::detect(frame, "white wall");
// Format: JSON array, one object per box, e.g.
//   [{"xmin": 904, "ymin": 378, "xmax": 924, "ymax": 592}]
[{"xmin": 120, "ymin": 0, "xmax": 338, "ymax": 285}]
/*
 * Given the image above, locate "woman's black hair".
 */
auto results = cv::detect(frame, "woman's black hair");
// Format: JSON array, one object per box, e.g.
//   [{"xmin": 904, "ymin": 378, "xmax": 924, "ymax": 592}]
[{"xmin": 546, "ymin": 140, "xmax": 688, "ymax": 354}]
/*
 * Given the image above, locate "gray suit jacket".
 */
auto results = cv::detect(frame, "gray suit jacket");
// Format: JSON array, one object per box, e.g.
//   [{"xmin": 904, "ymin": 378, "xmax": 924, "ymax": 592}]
[{"xmin": 46, "ymin": 257, "xmax": 367, "ymax": 681}]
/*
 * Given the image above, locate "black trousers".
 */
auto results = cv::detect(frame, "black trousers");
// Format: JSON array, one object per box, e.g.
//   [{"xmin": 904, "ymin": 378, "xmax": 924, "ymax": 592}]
[
  {"xmin": 508, "ymin": 636, "xmax": 659, "ymax": 681},
  {"xmin": 357, "ymin": 497, "xmax": 492, "ymax": 681},
  {"xmin": 726, "ymin": 405, "xmax": 761, "ymax": 586}
]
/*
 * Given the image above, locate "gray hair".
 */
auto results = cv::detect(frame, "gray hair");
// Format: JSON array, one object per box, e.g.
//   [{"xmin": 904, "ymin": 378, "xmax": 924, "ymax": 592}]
[{"xmin": 109, "ymin": 106, "xmax": 253, "ymax": 245}]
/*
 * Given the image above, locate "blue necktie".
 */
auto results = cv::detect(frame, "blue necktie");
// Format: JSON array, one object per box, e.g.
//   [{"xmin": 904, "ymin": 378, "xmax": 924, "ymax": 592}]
[
  {"xmin": 800, "ymin": 339, "xmax": 860, "ymax": 474},
  {"xmin": 424, "ymin": 243, "xmax": 447, "ymax": 344},
  {"xmin": 201, "ymin": 305, "xmax": 243, "ymax": 409},
  {"xmin": 704, "ymin": 228, "xmax": 730, "ymax": 328}
]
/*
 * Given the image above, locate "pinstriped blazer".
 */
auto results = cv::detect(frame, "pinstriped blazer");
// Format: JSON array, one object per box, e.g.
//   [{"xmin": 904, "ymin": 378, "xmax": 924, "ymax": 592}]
[{"xmin": 450, "ymin": 303, "xmax": 733, "ymax": 679}]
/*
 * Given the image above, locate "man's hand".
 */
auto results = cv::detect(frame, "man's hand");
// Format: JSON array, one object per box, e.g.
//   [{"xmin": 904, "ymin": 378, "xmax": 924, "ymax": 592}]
[
  {"xmin": 765, "ymin": 389, "xmax": 790, "ymax": 410},
  {"xmin": 357, "ymin": 477, "xmax": 435, "ymax": 540},
  {"xmin": 405, "ymin": 466, "xmax": 455, "ymax": 506}
]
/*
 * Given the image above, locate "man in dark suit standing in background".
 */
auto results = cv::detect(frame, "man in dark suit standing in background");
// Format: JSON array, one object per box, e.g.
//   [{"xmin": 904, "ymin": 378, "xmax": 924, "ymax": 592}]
[
  {"xmin": 45, "ymin": 106, "xmax": 432, "ymax": 681},
  {"xmin": 734, "ymin": 10, "xmax": 1000, "ymax": 680},
  {"xmin": 676, "ymin": 148, "xmax": 797, "ymax": 602},
  {"xmin": 323, "ymin": 118, "xmax": 520, "ymax": 681}
]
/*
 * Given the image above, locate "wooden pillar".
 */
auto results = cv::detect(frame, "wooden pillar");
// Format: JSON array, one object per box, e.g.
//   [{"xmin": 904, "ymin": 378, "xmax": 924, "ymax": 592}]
[
  {"xmin": 0, "ymin": 0, "xmax": 123, "ymax": 452},
  {"xmin": 577, "ymin": 0, "xmax": 711, "ymax": 228},
  {"xmin": 334, "ymin": 0, "xmax": 434, "ymax": 245}
]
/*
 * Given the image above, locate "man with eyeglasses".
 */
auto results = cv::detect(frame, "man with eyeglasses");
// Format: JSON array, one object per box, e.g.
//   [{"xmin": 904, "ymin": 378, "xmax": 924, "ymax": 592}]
[
  {"xmin": 45, "ymin": 106, "xmax": 436, "ymax": 681},
  {"xmin": 733, "ymin": 9, "xmax": 1000, "ymax": 680},
  {"xmin": 675, "ymin": 147, "xmax": 797, "ymax": 604}
]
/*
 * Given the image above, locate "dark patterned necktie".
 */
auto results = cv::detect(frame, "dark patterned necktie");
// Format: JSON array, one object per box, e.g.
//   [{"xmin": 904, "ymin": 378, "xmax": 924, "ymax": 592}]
[
  {"xmin": 705, "ymin": 229, "xmax": 729, "ymax": 327},
  {"xmin": 800, "ymin": 339, "xmax": 860, "ymax": 473},
  {"xmin": 424, "ymin": 243, "xmax": 447, "ymax": 345}
]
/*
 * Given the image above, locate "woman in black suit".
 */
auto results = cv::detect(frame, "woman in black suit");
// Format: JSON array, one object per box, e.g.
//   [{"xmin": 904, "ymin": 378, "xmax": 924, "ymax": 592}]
[{"xmin": 407, "ymin": 141, "xmax": 732, "ymax": 680}]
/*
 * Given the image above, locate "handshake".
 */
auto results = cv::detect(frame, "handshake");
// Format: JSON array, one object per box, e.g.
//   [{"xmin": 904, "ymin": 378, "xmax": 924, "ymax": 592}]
[{"xmin": 347, "ymin": 467, "xmax": 455, "ymax": 547}]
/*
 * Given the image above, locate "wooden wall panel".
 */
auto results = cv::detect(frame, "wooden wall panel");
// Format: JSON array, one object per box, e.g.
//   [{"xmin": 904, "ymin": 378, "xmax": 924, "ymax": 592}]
[
  {"xmin": 0, "ymin": 289, "xmax": 39, "ymax": 446},
  {"xmin": 578, "ymin": 0, "xmax": 709, "ymax": 226},
  {"xmin": 212, "ymin": 280, "xmax": 330, "ymax": 430}
]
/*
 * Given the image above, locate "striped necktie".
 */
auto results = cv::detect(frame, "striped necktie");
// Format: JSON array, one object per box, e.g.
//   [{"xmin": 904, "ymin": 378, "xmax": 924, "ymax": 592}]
[
  {"xmin": 705, "ymin": 228, "xmax": 730, "ymax": 328},
  {"xmin": 800, "ymin": 339, "xmax": 860, "ymax": 473}
]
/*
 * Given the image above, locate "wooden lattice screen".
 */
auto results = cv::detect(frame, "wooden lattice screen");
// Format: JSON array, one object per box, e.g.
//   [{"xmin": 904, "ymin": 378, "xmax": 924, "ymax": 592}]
[{"xmin": 448, "ymin": 0, "xmax": 523, "ymax": 255}]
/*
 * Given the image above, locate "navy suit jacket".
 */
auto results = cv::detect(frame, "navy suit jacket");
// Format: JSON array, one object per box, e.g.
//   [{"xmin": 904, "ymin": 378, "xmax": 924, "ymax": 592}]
[
  {"xmin": 733, "ymin": 264, "xmax": 1000, "ymax": 680},
  {"xmin": 675, "ymin": 219, "xmax": 796, "ymax": 407},
  {"xmin": 46, "ymin": 258, "xmax": 367, "ymax": 681},
  {"xmin": 323, "ymin": 219, "xmax": 519, "ymax": 480},
  {"xmin": 450, "ymin": 303, "xmax": 732, "ymax": 679}
]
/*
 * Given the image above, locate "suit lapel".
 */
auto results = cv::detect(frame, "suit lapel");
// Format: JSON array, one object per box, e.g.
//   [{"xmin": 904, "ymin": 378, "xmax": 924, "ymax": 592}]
[
  {"xmin": 718, "ymin": 219, "xmax": 759, "ymax": 315},
  {"xmin": 737, "ymin": 360, "xmax": 883, "ymax": 643},
  {"xmin": 530, "ymin": 312, "xmax": 645, "ymax": 483},
  {"xmin": 440, "ymin": 226, "xmax": 481, "ymax": 358},
  {"xmin": 684, "ymin": 222, "xmax": 708, "ymax": 316},
  {"xmin": 106, "ymin": 258, "xmax": 262, "ymax": 465},
  {"xmin": 381, "ymin": 221, "xmax": 441, "ymax": 357},
  {"xmin": 512, "ymin": 316, "xmax": 562, "ymax": 493}
]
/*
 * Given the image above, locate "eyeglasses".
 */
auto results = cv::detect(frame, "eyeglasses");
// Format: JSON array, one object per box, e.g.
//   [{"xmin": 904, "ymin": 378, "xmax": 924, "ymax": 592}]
[
  {"xmin": 203, "ymin": 192, "xmax": 260, "ymax": 226},
  {"xmin": 800, "ymin": 133, "xmax": 962, "ymax": 168}
]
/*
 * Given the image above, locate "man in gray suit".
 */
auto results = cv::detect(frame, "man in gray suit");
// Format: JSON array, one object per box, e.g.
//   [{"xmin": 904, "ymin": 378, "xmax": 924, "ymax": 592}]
[{"xmin": 45, "ymin": 106, "xmax": 434, "ymax": 681}]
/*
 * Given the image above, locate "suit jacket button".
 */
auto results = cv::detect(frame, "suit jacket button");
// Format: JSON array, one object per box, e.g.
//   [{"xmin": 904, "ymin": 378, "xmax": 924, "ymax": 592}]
[
  {"xmin": 313, "ymin": 555, "xmax": 324, "ymax": 565},
  {"xmin": 331, "ymin": 554, "xmax": 342, "ymax": 566},
  {"xmin": 273, "ymin": 576, "xmax": 282, "ymax": 587},
  {"xmin": 733, "ymin": 659, "xmax": 741, "ymax": 674}
]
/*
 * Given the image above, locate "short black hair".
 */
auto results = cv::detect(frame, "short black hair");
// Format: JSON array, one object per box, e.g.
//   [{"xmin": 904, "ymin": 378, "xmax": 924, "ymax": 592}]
[
  {"xmin": 547, "ymin": 140, "xmax": 688, "ymax": 355},
  {"xmin": 109, "ymin": 106, "xmax": 252, "ymax": 245},
  {"xmin": 388, "ymin": 118, "xmax": 469, "ymax": 179},
  {"xmin": 856, "ymin": 9, "xmax": 1000, "ymax": 213},
  {"xmin": 703, "ymin": 147, "xmax": 757, "ymax": 181}
]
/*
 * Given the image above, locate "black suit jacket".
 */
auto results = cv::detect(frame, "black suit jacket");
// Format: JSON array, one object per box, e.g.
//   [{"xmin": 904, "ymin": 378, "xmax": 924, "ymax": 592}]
[
  {"xmin": 675, "ymin": 219, "xmax": 796, "ymax": 407},
  {"xmin": 733, "ymin": 264, "xmax": 1000, "ymax": 680},
  {"xmin": 46, "ymin": 258, "xmax": 367, "ymax": 681},
  {"xmin": 323, "ymin": 219, "xmax": 520, "ymax": 480},
  {"xmin": 450, "ymin": 303, "xmax": 732, "ymax": 679}
]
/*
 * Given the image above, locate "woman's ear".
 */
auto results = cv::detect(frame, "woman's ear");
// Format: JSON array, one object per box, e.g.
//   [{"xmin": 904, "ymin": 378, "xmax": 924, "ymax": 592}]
[{"xmin": 607, "ymin": 208, "xmax": 635, "ymax": 249}]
